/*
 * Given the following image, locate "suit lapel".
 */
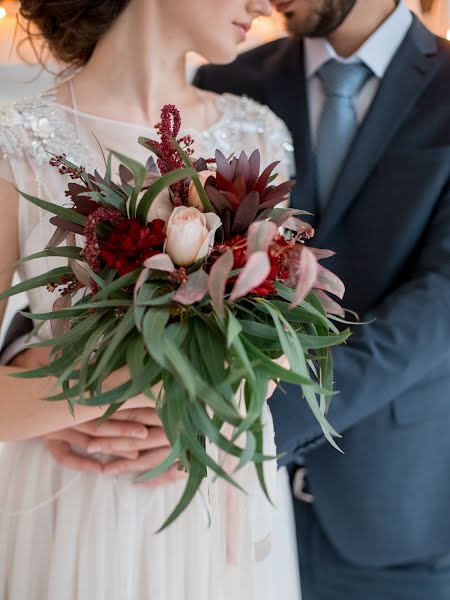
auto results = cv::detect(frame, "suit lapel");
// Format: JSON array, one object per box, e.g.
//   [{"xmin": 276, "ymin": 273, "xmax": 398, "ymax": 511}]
[
  {"xmin": 263, "ymin": 39, "xmax": 317, "ymax": 223},
  {"xmin": 314, "ymin": 17, "xmax": 440, "ymax": 246}
]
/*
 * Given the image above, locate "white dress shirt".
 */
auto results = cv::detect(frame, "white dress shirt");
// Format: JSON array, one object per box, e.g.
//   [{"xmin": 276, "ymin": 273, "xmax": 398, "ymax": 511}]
[{"xmin": 304, "ymin": 1, "xmax": 413, "ymax": 146}]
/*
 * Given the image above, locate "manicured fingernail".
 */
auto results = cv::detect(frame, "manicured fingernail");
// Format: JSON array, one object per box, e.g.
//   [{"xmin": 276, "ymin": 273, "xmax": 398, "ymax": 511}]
[{"xmin": 87, "ymin": 444, "xmax": 102, "ymax": 454}]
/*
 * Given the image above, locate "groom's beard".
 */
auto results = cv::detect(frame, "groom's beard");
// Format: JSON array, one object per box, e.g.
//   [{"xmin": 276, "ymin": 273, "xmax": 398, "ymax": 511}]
[{"xmin": 281, "ymin": 0, "xmax": 357, "ymax": 37}]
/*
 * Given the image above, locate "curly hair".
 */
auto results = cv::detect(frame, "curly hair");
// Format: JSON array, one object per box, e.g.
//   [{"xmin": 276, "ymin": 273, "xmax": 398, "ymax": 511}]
[{"xmin": 19, "ymin": 0, "xmax": 130, "ymax": 68}]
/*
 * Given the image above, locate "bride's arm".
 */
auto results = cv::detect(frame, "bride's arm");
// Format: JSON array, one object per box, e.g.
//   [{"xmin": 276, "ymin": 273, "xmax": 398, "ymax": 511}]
[{"xmin": 0, "ymin": 178, "xmax": 151, "ymax": 442}]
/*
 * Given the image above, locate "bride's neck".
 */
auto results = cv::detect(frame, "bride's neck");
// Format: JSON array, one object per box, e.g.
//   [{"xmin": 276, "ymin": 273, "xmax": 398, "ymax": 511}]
[{"xmin": 64, "ymin": 2, "xmax": 201, "ymax": 128}]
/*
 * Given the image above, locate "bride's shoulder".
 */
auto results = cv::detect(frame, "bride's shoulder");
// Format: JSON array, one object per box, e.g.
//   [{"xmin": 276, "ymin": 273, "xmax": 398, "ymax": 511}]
[{"xmin": 218, "ymin": 93, "xmax": 292, "ymax": 143}]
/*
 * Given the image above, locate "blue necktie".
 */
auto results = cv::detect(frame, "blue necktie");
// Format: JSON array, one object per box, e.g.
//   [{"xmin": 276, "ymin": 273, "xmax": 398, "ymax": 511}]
[{"xmin": 316, "ymin": 59, "xmax": 372, "ymax": 208}]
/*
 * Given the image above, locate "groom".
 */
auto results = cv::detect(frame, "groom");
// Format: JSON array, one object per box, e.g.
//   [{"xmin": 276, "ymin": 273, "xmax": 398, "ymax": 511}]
[
  {"xmin": 3, "ymin": 0, "xmax": 449, "ymax": 597},
  {"xmin": 193, "ymin": 0, "xmax": 450, "ymax": 598}
]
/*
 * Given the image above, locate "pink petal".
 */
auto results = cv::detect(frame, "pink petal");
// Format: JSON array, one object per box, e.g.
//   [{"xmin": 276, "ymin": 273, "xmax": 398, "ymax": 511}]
[
  {"xmin": 143, "ymin": 253, "xmax": 175, "ymax": 272},
  {"xmin": 314, "ymin": 265, "xmax": 345, "ymax": 299},
  {"xmin": 283, "ymin": 217, "xmax": 315, "ymax": 239},
  {"xmin": 51, "ymin": 295, "xmax": 72, "ymax": 337},
  {"xmin": 247, "ymin": 221, "xmax": 278, "ymax": 254},
  {"xmin": 174, "ymin": 268, "xmax": 209, "ymax": 305},
  {"xmin": 230, "ymin": 251, "xmax": 271, "ymax": 302},
  {"xmin": 290, "ymin": 247, "xmax": 319, "ymax": 308},
  {"xmin": 69, "ymin": 258, "xmax": 91, "ymax": 288},
  {"xmin": 208, "ymin": 250, "xmax": 234, "ymax": 318},
  {"xmin": 315, "ymin": 290, "xmax": 345, "ymax": 317},
  {"xmin": 309, "ymin": 248, "xmax": 336, "ymax": 260},
  {"xmin": 46, "ymin": 227, "xmax": 69, "ymax": 249}
]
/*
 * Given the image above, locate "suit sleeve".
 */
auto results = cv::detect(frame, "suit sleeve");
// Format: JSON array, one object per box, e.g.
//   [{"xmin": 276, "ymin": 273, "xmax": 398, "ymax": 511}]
[{"xmin": 269, "ymin": 182, "xmax": 450, "ymax": 463}]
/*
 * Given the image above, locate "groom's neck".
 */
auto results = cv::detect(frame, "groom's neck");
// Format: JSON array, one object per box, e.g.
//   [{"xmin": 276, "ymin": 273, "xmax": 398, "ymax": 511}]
[{"xmin": 326, "ymin": 0, "xmax": 398, "ymax": 57}]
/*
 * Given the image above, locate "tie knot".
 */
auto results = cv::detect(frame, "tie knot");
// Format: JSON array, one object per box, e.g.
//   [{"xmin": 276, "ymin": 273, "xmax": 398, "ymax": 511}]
[{"xmin": 318, "ymin": 59, "xmax": 372, "ymax": 99}]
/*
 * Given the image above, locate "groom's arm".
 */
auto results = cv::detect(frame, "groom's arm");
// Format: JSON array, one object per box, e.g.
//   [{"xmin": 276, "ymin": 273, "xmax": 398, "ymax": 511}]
[{"xmin": 270, "ymin": 184, "xmax": 450, "ymax": 463}]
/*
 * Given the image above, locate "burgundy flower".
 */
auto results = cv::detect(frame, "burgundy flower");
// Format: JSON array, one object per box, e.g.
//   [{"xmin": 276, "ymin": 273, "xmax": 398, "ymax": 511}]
[
  {"xmin": 216, "ymin": 234, "xmax": 290, "ymax": 298},
  {"xmin": 99, "ymin": 219, "xmax": 166, "ymax": 276},
  {"xmin": 206, "ymin": 150, "xmax": 295, "ymax": 238}
]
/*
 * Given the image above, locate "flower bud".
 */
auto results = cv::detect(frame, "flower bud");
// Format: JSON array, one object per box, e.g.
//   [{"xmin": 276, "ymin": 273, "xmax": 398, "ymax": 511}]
[{"xmin": 188, "ymin": 170, "xmax": 216, "ymax": 212}]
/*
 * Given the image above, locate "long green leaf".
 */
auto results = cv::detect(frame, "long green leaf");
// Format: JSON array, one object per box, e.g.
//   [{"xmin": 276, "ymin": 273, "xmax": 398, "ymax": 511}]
[
  {"xmin": 0, "ymin": 266, "xmax": 73, "ymax": 301},
  {"xmin": 137, "ymin": 439, "xmax": 182, "ymax": 482},
  {"xmin": 136, "ymin": 167, "xmax": 196, "ymax": 222},
  {"xmin": 19, "ymin": 190, "xmax": 87, "ymax": 227}
]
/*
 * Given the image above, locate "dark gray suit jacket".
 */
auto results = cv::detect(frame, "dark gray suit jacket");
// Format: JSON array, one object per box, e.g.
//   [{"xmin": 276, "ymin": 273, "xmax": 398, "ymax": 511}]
[{"xmin": 194, "ymin": 16, "xmax": 450, "ymax": 567}]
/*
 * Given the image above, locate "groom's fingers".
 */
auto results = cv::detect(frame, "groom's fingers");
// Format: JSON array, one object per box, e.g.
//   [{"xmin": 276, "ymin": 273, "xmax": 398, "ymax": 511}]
[
  {"xmin": 103, "ymin": 446, "xmax": 176, "ymax": 477},
  {"xmin": 86, "ymin": 427, "xmax": 169, "ymax": 456}
]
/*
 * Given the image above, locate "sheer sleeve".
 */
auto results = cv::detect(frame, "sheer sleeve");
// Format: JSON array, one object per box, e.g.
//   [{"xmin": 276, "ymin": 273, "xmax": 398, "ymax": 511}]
[{"xmin": 0, "ymin": 101, "xmax": 25, "ymax": 186}]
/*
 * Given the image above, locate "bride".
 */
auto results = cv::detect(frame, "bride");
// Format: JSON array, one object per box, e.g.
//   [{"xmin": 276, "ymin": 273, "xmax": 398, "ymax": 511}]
[{"xmin": 0, "ymin": 0, "xmax": 301, "ymax": 598}]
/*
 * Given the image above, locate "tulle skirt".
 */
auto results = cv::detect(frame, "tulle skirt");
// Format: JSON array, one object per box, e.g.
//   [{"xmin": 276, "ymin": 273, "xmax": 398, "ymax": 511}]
[{"xmin": 0, "ymin": 439, "xmax": 301, "ymax": 600}]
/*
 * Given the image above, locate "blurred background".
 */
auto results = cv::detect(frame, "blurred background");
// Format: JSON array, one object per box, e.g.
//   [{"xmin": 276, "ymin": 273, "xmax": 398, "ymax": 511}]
[{"xmin": 0, "ymin": 0, "xmax": 448, "ymax": 102}]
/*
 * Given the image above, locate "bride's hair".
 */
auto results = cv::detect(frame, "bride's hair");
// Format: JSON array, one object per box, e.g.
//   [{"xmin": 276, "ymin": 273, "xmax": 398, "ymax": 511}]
[{"xmin": 19, "ymin": 0, "xmax": 129, "ymax": 67}]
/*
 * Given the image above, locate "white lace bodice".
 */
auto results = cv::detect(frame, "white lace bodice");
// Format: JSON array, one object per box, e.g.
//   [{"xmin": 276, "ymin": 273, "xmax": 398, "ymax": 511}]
[{"xmin": 0, "ymin": 90, "xmax": 295, "ymax": 328}]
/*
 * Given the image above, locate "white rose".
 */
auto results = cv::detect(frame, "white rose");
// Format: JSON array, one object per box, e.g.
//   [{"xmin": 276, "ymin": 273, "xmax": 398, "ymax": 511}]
[
  {"xmin": 164, "ymin": 206, "xmax": 221, "ymax": 267},
  {"xmin": 188, "ymin": 170, "xmax": 216, "ymax": 212}
]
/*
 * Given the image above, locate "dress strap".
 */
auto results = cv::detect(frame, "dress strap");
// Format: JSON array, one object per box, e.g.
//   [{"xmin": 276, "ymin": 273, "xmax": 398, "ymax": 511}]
[{"xmin": 68, "ymin": 77, "xmax": 82, "ymax": 144}]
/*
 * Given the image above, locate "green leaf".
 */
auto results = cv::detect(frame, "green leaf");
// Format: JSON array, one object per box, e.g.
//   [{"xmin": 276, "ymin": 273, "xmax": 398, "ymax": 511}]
[
  {"xmin": 6, "ymin": 246, "xmax": 83, "ymax": 270},
  {"xmin": 136, "ymin": 167, "xmax": 196, "ymax": 223},
  {"xmin": 88, "ymin": 309, "xmax": 135, "ymax": 385},
  {"xmin": 142, "ymin": 308, "xmax": 170, "ymax": 367},
  {"xmin": 109, "ymin": 151, "xmax": 147, "ymax": 218},
  {"xmin": 226, "ymin": 309, "xmax": 243, "ymax": 349},
  {"xmin": 137, "ymin": 439, "xmax": 182, "ymax": 482},
  {"xmin": 297, "ymin": 329, "xmax": 350, "ymax": 350},
  {"xmin": 18, "ymin": 191, "xmax": 87, "ymax": 227},
  {"xmin": 171, "ymin": 138, "xmax": 214, "ymax": 213},
  {"xmin": 0, "ymin": 266, "xmax": 73, "ymax": 301},
  {"xmin": 193, "ymin": 319, "xmax": 227, "ymax": 384},
  {"xmin": 163, "ymin": 337, "xmax": 197, "ymax": 401},
  {"xmin": 156, "ymin": 459, "xmax": 205, "ymax": 532}
]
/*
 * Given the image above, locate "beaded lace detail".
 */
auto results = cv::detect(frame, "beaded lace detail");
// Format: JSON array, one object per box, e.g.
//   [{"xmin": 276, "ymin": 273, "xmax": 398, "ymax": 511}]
[
  {"xmin": 0, "ymin": 90, "xmax": 92, "ymax": 168},
  {"xmin": 0, "ymin": 91, "xmax": 294, "ymax": 175}
]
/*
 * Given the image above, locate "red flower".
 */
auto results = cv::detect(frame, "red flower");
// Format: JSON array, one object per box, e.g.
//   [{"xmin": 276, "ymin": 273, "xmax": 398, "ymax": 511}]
[
  {"xmin": 216, "ymin": 234, "xmax": 290, "ymax": 298},
  {"xmin": 100, "ymin": 219, "xmax": 166, "ymax": 276}
]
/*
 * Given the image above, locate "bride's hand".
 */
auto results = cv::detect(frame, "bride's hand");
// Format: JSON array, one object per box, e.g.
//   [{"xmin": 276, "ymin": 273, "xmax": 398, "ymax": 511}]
[
  {"xmin": 42, "ymin": 407, "xmax": 186, "ymax": 487},
  {"xmin": 266, "ymin": 354, "xmax": 290, "ymax": 400}
]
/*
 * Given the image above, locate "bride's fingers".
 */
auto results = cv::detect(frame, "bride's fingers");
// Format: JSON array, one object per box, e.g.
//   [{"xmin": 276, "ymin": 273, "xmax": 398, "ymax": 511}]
[
  {"xmin": 108, "ymin": 408, "xmax": 162, "ymax": 427},
  {"xmin": 74, "ymin": 419, "xmax": 149, "ymax": 440},
  {"xmin": 44, "ymin": 429, "xmax": 139, "ymax": 460},
  {"xmin": 86, "ymin": 427, "xmax": 169, "ymax": 456},
  {"xmin": 44, "ymin": 439, "xmax": 103, "ymax": 473},
  {"xmin": 103, "ymin": 446, "xmax": 173, "ymax": 476},
  {"xmin": 134, "ymin": 463, "xmax": 187, "ymax": 489}
]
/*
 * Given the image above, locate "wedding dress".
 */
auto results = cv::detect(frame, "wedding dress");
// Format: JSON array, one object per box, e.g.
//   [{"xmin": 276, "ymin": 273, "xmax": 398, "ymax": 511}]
[{"xmin": 0, "ymin": 87, "xmax": 301, "ymax": 600}]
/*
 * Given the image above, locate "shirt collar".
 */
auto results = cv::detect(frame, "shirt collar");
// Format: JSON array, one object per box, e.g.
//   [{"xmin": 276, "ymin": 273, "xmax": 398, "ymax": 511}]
[{"xmin": 304, "ymin": 1, "xmax": 413, "ymax": 79}]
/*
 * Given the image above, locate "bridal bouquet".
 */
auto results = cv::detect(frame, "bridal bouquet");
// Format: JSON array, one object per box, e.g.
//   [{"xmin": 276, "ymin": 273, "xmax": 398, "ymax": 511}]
[{"xmin": 1, "ymin": 105, "xmax": 349, "ymax": 528}]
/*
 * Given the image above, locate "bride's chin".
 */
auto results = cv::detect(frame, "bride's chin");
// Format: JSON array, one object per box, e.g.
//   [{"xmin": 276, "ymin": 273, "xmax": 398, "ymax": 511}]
[{"xmin": 201, "ymin": 46, "xmax": 239, "ymax": 66}]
